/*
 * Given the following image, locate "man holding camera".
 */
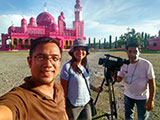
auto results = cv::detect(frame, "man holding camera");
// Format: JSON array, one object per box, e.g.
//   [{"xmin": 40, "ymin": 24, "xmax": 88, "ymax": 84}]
[{"xmin": 116, "ymin": 43, "xmax": 156, "ymax": 120}]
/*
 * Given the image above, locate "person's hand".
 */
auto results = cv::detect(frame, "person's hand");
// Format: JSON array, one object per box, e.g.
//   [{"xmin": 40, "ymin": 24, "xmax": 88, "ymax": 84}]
[
  {"xmin": 95, "ymin": 86, "xmax": 103, "ymax": 93},
  {"xmin": 112, "ymin": 71, "xmax": 116, "ymax": 79},
  {"xmin": 145, "ymin": 99, "xmax": 154, "ymax": 111}
]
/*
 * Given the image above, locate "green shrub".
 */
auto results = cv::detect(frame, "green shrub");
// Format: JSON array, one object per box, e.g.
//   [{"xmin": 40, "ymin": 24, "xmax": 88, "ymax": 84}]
[
  {"xmin": 12, "ymin": 45, "xmax": 16, "ymax": 49},
  {"xmin": 21, "ymin": 45, "xmax": 25, "ymax": 49}
]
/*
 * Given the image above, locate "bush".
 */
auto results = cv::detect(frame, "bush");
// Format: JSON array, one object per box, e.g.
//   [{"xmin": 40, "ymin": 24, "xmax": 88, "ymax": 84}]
[
  {"xmin": 21, "ymin": 45, "xmax": 25, "ymax": 49},
  {"xmin": 12, "ymin": 45, "xmax": 16, "ymax": 49},
  {"xmin": 25, "ymin": 45, "xmax": 30, "ymax": 49}
]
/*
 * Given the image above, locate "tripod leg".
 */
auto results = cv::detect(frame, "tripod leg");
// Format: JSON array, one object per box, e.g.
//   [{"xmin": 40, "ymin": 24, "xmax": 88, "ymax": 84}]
[
  {"xmin": 111, "ymin": 85, "xmax": 117, "ymax": 119},
  {"xmin": 93, "ymin": 68, "xmax": 118, "ymax": 120},
  {"xmin": 107, "ymin": 79, "xmax": 114, "ymax": 120},
  {"xmin": 94, "ymin": 78, "xmax": 105, "ymax": 105},
  {"xmin": 107, "ymin": 78, "xmax": 118, "ymax": 120},
  {"xmin": 108, "ymin": 82, "xmax": 118, "ymax": 120},
  {"xmin": 92, "ymin": 78, "xmax": 111, "ymax": 120}
]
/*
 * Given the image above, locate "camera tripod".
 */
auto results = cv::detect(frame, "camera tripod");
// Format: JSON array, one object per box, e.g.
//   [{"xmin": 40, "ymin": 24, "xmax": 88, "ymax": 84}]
[{"xmin": 92, "ymin": 67, "xmax": 118, "ymax": 120}]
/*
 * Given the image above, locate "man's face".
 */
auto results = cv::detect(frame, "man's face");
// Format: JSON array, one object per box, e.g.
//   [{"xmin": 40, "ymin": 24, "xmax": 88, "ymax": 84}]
[
  {"xmin": 27, "ymin": 43, "xmax": 61, "ymax": 85},
  {"xmin": 127, "ymin": 47, "xmax": 140, "ymax": 63}
]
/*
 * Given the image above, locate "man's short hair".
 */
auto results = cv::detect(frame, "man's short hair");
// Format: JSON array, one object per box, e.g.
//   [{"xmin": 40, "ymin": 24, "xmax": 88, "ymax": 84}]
[
  {"xmin": 126, "ymin": 42, "xmax": 140, "ymax": 50},
  {"xmin": 29, "ymin": 37, "xmax": 62, "ymax": 57}
]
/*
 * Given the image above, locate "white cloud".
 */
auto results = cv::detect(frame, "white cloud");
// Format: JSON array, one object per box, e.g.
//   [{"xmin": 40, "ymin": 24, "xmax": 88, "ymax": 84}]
[
  {"xmin": 84, "ymin": 20, "xmax": 128, "ymax": 41},
  {"xmin": 134, "ymin": 20, "xmax": 160, "ymax": 36},
  {"xmin": 84, "ymin": 19, "xmax": 160, "ymax": 42},
  {"xmin": 0, "ymin": 14, "xmax": 31, "ymax": 36}
]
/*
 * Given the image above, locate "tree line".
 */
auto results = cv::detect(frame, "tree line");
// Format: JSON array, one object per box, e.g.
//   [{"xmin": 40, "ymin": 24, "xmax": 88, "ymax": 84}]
[{"xmin": 88, "ymin": 28, "xmax": 157, "ymax": 50}]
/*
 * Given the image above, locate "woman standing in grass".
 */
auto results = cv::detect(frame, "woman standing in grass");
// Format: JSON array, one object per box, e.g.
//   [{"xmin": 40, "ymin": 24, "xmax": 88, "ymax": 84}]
[{"xmin": 60, "ymin": 38, "xmax": 102, "ymax": 120}]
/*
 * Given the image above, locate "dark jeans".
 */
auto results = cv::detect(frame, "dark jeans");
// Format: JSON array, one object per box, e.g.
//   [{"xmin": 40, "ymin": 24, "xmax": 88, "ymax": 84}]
[
  {"xmin": 124, "ymin": 95, "xmax": 149, "ymax": 120},
  {"xmin": 66, "ymin": 99, "xmax": 92, "ymax": 120}
]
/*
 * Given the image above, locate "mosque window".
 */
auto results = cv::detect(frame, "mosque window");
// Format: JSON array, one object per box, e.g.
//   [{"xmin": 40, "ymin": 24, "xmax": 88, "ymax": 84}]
[
  {"xmin": 31, "ymin": 30, "xmax": 34, "ymax": 34},
  {"xmin": 79, "ymin": 25, "xmax": 81, "ymax": 36},
  {"xmin": 70, "ymin": 40, "xmax": 72, "ymax": 45},
  {"xmin": 60, "ymin": 25, "xmax": 62, "ymax": 33},
  {"xmin": 66, "ymin": 40, "xmax": 68, "ymax": 45},
  {"xmin": 36, "ymin": 30, "xmax": 38, "ymax": 34},
  {"xmin": 13, "ymin": 38, "xmax": 17, "ymax": 45},
  {"xmin": 19, "ymin": 39, "xmax": 23, "ymax": 45},
  {"xmin": 30, "ymin": 39, "xmax": 34, "ymax": 43},
  {"xmin": 40, "ymin": 30, "xmax": 43, "ymax": 34},
  {"xmin": 25, "ymin": 39, "xmax": 29, "ymax": 45},
  {"xmin": 27, "ymin": 30, "xmax": 30, "ymax": 33},
  {"xmin": 153, "ymin": 43, "xmax": 157, "ymax": 47}
]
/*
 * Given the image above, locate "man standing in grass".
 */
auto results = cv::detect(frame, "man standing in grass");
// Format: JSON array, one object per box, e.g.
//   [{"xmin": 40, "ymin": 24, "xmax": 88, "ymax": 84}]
[{"xmin": 116, "ymin": 43, "xmax": 156, "ymax": 120}]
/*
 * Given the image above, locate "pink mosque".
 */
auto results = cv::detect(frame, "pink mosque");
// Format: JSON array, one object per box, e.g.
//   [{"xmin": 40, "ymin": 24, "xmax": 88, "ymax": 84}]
[
  {"xmin": 1, "ymin": 0, "xmax": 85, "ymax": 51},
  {"xmin": 148, "ymin": 31, "xmax": 160, "ymax": 51}
]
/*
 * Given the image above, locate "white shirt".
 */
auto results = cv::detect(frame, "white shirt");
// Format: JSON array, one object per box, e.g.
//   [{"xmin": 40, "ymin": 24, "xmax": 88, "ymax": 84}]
[{"xmin": 118, "ymin": 58, "xmax": 155, "ymax": 100}]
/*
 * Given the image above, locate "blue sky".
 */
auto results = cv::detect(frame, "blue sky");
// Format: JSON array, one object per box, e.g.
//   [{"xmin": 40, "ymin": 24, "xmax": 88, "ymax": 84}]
[{"xmin": 1, "ymin": 0, "xmax": 160, "ymax": 42}]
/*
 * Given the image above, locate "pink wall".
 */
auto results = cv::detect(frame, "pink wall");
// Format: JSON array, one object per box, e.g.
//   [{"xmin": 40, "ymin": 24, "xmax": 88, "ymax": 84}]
[{"xmin": 149, "ymin": 31, "xmax": 160, "ymax": 51}]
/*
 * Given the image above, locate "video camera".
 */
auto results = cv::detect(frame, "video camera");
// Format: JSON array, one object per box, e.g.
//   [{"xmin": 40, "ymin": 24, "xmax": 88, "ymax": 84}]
[
  {"xmin": 93, "ymin": 54, "xmax": 130, "ymax": 120},
  {"xmin": 98, "ymin": 54, "xmax": 130, "ymax": 71}
]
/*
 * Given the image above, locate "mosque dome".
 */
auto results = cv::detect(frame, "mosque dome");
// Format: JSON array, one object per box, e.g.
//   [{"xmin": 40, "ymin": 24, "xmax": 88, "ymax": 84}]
[
  {"xmin": 58, "ymin": 15, "xmax": 63, "ymax": 21},
  {"xmin": 21, "ymin": 18, "xmax": 27, "ymax": 25},
  {"xmin": 58, "ymin": 12, "xmax": 65, "ymax": 21},
  {"xmin": 61, "ymin": 12, "xmax": 65, "ymax": 18},
  {"xmin": 8, "ymin": 25, "xmax": 15, "ymax": 33},
  {"xmin": 36, "ymin": 12, "xmax": 55, "ymax": 27},
  {"xmin": 30, "ymin": 17, "xmax": 35, "ymax": 23},
  {"xmin": 51, "ymin": 23, "xmax": 59, "ymax": 32},
  {"xmin": 29, "ymin": 17, "xmax": 36, "ymax": 26}
]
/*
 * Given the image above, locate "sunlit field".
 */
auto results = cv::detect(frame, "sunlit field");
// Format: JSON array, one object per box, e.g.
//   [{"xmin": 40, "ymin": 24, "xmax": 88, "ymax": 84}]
[{"xmin": 0, "ymin": 50, "xmax": 159, "ymax": 120}]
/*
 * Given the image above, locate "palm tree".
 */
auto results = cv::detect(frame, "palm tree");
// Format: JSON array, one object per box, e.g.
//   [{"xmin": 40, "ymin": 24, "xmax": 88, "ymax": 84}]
[
  {"xmin": 94, "ymin": 37, "xmax": 96, "ymax": 49},
  {"xmin": 104, "ymin": 38, "xmax": 106, "ymax": 49},
  {"xmin": 109, "ymin": 35, "xmax": 112, "ymax": 49},
  {"xmin": 88, "ymin": 37, "xmax": 91, "ymax": 48}
]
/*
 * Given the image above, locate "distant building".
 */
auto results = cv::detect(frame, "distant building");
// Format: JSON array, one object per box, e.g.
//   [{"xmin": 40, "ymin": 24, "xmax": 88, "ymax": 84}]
[
  {"xmin": 1, "ymin": 0, "xmax": 85, "ymax": 51},
  {"xmin": 149, "ymin": 31, "xmax": 160, "ymax": 50}
]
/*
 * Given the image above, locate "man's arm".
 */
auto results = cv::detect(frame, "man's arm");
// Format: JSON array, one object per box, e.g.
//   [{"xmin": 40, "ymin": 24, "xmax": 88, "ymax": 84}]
[
  {"xmin": 0, "ymin": 105, "xmax": 13, "ymax": 120},
  {"xmin": 145, "ymin": 78, "xmax": 156, "ymax": 111},
  {"xmin": 112, "ymin": 71, "xmax": 123, "ymax": 83}
]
